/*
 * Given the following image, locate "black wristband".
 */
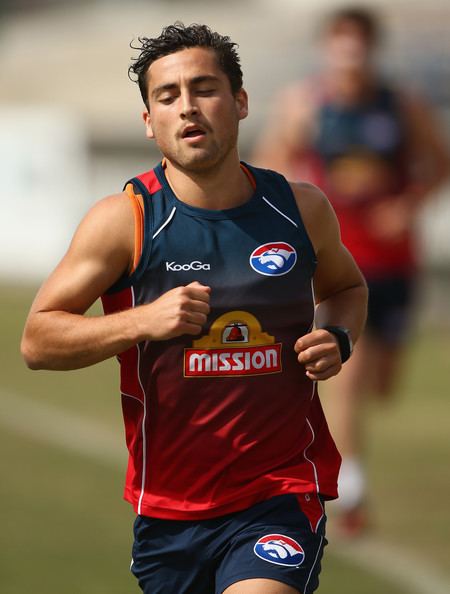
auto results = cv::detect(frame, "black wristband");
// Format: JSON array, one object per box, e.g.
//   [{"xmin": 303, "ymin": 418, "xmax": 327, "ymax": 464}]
[{"xmin": 322, "ymin": 326, "xmax": 353, "ymax": 363}]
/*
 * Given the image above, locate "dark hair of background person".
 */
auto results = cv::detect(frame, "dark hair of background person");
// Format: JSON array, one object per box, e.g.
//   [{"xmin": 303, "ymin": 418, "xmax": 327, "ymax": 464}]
[
  {"xmin": 129, "ymin": 22, "xmax": 243, "ymax": 111},
  {"xmin": 322, "ymin": 6, "xmax": 381, "ymax": 45}
]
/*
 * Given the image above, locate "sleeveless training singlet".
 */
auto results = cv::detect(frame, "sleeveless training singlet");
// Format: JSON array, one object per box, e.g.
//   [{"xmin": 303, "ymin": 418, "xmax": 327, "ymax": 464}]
[
  {"xmin": 101, "ymin": 162, "xmax": 341, "ymax": 520},
  {"xmin": 305, "ymin": 85, "xmax": 415, "ymax": 278}
]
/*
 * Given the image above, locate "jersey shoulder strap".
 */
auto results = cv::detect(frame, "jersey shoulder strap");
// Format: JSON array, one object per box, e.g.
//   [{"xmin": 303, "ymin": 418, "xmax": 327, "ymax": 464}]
[
  {"xmin": 244, "ymin": 163, "xmax": 317, "ymax": 266},
  {"xmin": 105, "ymin": 168, "xmax": 162, "ymax": 293}
]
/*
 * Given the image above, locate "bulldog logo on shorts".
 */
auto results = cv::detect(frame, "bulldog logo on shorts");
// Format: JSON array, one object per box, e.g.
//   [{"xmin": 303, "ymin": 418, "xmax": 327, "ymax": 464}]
[{"xmin": 253, "ymin": 534, "xmax": 305, "ymax": 567}]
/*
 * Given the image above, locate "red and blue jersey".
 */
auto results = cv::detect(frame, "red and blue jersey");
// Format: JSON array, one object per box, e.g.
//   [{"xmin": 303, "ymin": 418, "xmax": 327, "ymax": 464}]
[
  {"xmin": 299, "ymin": 84, "xmax": 415, "ymax": 278},
  {"xmin": 101, "ymin": 162, "xmax": 341, "ymax": 520}
]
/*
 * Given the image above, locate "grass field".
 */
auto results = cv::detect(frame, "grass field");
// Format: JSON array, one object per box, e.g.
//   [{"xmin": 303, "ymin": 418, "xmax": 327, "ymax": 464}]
[{"xmin": 1, "ymin": 284, "xmax": 449, "ymax": 594}]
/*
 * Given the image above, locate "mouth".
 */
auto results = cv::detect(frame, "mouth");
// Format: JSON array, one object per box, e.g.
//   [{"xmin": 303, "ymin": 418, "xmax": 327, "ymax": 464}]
[{"xmin": 181, "ymin": 125, "xmax": 207, "ymax": 140}]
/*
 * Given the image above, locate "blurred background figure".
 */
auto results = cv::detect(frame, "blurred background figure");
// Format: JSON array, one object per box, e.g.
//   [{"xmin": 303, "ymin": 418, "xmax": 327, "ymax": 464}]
[{"xmin": 253, "ymin": 5, "xmax": 450, "ymax": 537}]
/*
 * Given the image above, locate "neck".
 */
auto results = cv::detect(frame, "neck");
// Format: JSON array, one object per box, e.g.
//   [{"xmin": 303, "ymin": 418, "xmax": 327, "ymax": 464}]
[
  {"xmin": 164, "ymin": 152, "xmax": 254, "ymax": 210},
  {"xmin": 325, "ymin": 68, "xmax": 375, "ymax": 103}
]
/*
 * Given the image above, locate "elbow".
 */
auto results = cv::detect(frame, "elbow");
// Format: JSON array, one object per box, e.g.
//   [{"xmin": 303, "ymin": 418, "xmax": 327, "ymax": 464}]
[
  {"xmin": 361, "ymin": 276, "xmax": 369, "ymax": 296},
  {"xmin": 20, "ymin": 334, "xmax": 44, "ymax": 370},
  {"xmin": 358, "ymin": 278, "xmax": 369, "ymax": 309}
]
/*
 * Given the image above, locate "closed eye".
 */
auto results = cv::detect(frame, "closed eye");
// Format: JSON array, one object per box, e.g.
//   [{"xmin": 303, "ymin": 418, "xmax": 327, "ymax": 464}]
[{"xmin": 159, "ymin": 95, "xmax": 176, "ymax": 105}]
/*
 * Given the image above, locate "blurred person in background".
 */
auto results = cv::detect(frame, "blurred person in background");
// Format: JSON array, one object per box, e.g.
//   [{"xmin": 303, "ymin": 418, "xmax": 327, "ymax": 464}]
[{"xmin": 253, "ymin": 6, "xmax": 450, "ymax": 536}]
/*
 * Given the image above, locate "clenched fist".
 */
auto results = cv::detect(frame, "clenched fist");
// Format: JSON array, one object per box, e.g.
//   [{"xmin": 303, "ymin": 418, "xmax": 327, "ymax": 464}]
[
  {"xmin": 294, "ymin": 329, "xmax": 342, "ymax": 381},
  {"xmin": 140, "ymin": 281, "xmax": 211, "ymax": 341}
]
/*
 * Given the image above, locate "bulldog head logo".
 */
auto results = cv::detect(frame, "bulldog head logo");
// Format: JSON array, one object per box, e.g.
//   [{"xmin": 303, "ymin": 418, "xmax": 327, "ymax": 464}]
[{"xmin": 250, "ymin": 242, "xmax": 297, "ymax": 276}]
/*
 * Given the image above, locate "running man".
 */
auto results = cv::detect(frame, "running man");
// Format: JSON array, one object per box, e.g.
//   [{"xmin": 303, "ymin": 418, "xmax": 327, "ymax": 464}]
[
  {"xmin": 22, "ymin": 24, "xmax": 368, "ymax": 593},
  {"xmin": 253, "ymin": 7, "xmax": 450, "ymax": 535}
]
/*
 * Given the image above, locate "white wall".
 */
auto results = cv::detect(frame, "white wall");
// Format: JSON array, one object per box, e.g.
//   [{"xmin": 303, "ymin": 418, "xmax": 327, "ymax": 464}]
[{"xmin": 0, "ymin": 107, "xmax": 90, "ymax": 281}]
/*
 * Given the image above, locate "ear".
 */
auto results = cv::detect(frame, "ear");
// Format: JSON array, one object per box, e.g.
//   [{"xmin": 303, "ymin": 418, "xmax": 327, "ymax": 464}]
[
  {"xmin": 142, "ymin": 110, "xmax": 154, "ymax": 139},
  {"xmin": 235, "ymin": 88, "xmax": 249, "ymax": 121}
]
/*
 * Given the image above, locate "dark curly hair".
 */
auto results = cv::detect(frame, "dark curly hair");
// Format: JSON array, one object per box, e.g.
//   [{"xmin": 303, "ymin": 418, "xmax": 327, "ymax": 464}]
[{"xmin": 129, "ymin": 23, "xmax": 243, "ymax": 110}]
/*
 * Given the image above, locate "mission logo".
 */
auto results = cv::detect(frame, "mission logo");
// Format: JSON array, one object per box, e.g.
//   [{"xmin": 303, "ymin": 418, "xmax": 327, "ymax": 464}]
[
  {"xmin": 249, "ymin": 242, "xmax": 297, "ymax": 276},
  {"xmin": 184, "ymin": 311, "xmax": 282, "ymax": 378}
]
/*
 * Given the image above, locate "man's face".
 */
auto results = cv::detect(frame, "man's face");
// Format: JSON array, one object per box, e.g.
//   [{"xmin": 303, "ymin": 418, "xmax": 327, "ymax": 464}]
[
  {"xmin": 323, "ymin": 20, "xmax": 373, "ymax": 72},
  {"xmin": 143, "ymin": 47, "xmax": 248, "ymax": 172}
]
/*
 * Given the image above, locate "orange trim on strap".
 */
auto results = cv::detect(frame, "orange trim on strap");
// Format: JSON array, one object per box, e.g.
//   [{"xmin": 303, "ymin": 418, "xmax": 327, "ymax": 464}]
[
  {"xmin": 240, "ymin": 163, "xmax": 256, "ymax": 190},
  {"xmin": 125, "ymin": 183, "xmax": 144, "ymax": 273}
]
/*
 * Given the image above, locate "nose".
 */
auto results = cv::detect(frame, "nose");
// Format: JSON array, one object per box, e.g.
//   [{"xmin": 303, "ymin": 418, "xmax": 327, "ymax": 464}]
[{"xmin": 180, "ymin": 91, "xmax": 198, "ymax": 118}]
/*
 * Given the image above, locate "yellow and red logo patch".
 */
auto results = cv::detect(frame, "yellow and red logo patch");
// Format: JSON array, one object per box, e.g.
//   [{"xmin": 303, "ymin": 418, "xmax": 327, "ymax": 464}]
[{"xmin": 184, "ymin": 311, "xmax": 282, "ymax": 377}]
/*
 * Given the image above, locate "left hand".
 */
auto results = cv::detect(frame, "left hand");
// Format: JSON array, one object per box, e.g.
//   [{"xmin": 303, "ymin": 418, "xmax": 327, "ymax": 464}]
[{"xmin": 294, "ymin": 329, "xmax": 342, "ymax": 381}]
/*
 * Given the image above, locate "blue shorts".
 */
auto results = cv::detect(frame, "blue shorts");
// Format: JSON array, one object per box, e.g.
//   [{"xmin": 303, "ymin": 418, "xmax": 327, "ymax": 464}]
[
  {"xmin": 366, "ymin": 275, "xmax": 415, "ymax": 346},
  {"xmin": 131, "ymin": 493, "xmax": 327, "ymax": 594}
]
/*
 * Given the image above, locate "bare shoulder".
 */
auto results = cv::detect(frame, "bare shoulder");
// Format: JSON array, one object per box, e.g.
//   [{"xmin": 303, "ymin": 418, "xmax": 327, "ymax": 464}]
[
  {"xmin": 82, "ymin": 191, "xmax": 134, "ymax": 231},
  {"xmin": 290, "ymin": 181, "xmax": 330, "ymax": 211},
  {"xmin": 71, "ymin": 191, "xmax": 134, "ymax": 258},
  {"xmin": 63, "ymin": 189, "xmax": 136, "ymax": 290},
  {"xmin": 28, "ymin": 191, "xmax": 136, "ymax": 315},
  {"xmin": 289, "ymin": 182, "xmax": 339, "ymax": 254}
]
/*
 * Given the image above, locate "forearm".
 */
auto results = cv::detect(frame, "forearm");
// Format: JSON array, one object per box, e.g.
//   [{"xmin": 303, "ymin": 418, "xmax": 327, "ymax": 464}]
[
  {"xmin": 21, "ymin": 308, "xmax": 143, "ymax": 371},
  {"xmin": 22, "ymin": 282, "xmax": 211, "ymax": 371},
  {"xmin": 314, "ymin": 283, "xmax": 368, "ymax": 344}
]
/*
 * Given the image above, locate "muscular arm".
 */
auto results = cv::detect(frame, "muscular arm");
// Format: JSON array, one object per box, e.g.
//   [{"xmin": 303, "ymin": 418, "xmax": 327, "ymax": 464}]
[
  {"xmin": 292, "ymin": 183, "xmax": 368, "ymax": 380},
  {"xmin": 362, "ymin": 93, "xmax": 450, "ymax": 242},
  {"xmin": 402, "ymin": 92, "xmax": 450, "ymax": 198},
  {"xmin": 21, "ymin": 194, "xmax": 210, "ymax": 371}
]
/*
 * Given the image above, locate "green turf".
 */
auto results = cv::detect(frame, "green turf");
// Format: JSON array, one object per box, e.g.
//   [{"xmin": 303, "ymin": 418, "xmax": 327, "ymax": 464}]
[
  {"xmin": 320, "ymin": 554, "xmax": 409, "ymax": 594},
  {"xmin": 0, "ymin": 425, "xmax": 135, "ymax": 594},
  {"xmin": 367, "ymin": 331, "xmax": 450, "ymax": 569},
  {"xmin": 1, "ymin": 284, "xmax": 449, "ymax": 593}
]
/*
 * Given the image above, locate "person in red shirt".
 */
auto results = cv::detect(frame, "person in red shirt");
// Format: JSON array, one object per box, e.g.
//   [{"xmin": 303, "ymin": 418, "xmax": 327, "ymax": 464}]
[{"xmin": 253, "ymin": 7, "xmax": 450, "ymax": 535}]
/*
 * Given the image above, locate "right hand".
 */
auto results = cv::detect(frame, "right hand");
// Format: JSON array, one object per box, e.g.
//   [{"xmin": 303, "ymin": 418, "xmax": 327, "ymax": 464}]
[{"xmin": 141, "ymin": 281, "xmax": 211, "ymax": 341}]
